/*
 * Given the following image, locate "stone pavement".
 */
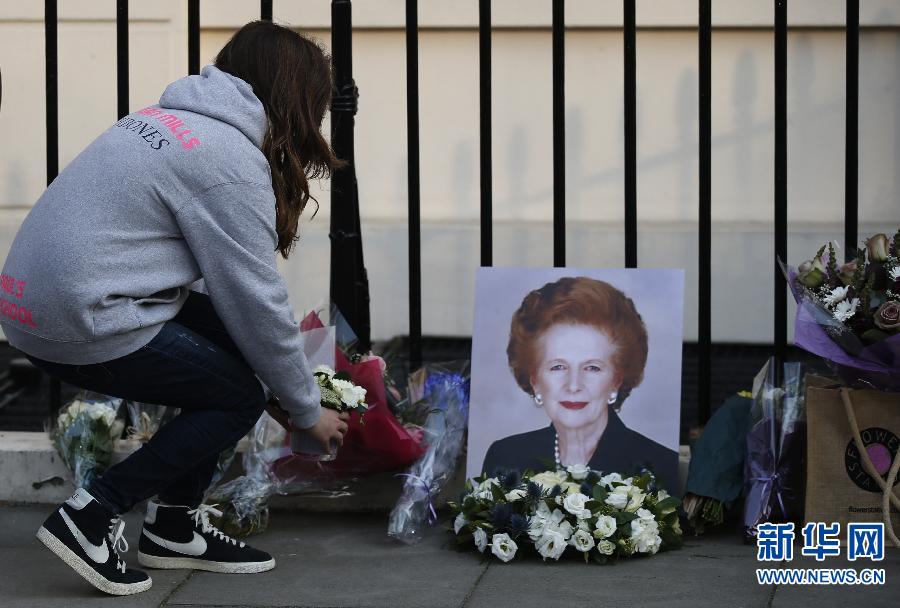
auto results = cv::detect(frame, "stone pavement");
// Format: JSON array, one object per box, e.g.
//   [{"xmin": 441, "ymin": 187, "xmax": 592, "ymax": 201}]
[{"xmin": 1, "ymin": 505, "xmax": 897, "ymax": 608}]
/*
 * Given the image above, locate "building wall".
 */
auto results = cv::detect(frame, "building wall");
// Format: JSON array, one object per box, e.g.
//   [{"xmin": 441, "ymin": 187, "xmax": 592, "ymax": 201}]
[{"xmin": 2, "ymin": 1, "xmax": 900, "ymax": 342}]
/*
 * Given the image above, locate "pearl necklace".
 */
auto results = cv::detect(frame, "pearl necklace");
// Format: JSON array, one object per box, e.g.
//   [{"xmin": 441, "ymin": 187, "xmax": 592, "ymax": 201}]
[{"xmin": 554, "ymin": 432, "xmax": 562, "ymax": 470}]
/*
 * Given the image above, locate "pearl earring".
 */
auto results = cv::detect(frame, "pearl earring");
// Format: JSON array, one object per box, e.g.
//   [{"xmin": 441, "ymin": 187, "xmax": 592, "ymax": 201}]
[
  {"xmin": 607, "ymin": 391, "xmax": 618, "ymax": 405},
  {"xmin": 533, "ymin": 393, "xmax": 544, "ymax": 407}
]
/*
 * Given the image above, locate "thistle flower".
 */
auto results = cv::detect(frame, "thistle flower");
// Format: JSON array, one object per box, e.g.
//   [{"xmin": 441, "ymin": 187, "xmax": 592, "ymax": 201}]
[
  {"xmin": 500, "ymin": 469, "xmax": 521, "ymax": 490},
  {"xmin": 490, "ymin": 503, "xmax": 513, "ymax": 531},
  {"xmin": 508, "ymin": 513, "xmax": 530, "ymax": 535},
  {"xmin": 525, "ymin": 481, "xmax": 543, "ymax": 504}
]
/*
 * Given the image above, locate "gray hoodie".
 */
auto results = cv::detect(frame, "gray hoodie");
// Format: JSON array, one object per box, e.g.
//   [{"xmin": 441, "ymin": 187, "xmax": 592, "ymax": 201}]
[{"xmin": 0, "ymin": 65, "xmax": 321, "ymax": 428}]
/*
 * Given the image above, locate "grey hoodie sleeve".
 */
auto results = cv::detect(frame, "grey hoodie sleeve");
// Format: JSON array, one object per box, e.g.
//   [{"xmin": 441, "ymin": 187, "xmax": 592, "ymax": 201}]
[{"xmin": 174, "ymin": 181, "xmax": 322, "ymax": 429}]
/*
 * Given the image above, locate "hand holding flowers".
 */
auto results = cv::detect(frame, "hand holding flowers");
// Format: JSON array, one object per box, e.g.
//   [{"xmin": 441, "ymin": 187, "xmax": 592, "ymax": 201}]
[{"xmin": 313, "ymin": 365, "xmax": 368, "ymax": 419}]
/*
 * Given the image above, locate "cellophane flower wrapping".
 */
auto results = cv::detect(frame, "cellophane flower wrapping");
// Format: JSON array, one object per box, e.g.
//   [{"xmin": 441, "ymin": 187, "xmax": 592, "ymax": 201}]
[
  {"xmin": 51, "ymin": 391, "xmax": 125, "ymax": 489},
  {"xmin": 789, "ymin": 277, "xmax": 900, "ymax": 390},
  {"xmin": 388, "ymin": 361, "xmax": 471, "ymax": 545},
  {"xmin": 205, "ymin": 412, "xmax": 285, "ymax": 537},
  {"xmin": 207, "ymin": 308, "xmax": 429, "ymax": 536},
  {"xmin": 742, "ymin": 357, "xmax": 806, "ymax": 538},
  {"xmin": 782, "ymin": 231, "xmax": 900, "ymax": 391},
  {"xmin": 124, "ymin": 401, "xmax": 170, "ymax": 442},
  {"xmin": 279, "ymin": 309, "xmax": 425, "ymax": 476}
]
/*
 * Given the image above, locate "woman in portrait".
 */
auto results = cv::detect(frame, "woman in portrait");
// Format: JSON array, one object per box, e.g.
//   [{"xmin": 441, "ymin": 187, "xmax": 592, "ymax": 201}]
[{"xmin": 481, "ymin": 276, "xmax": 678, "ymax": 491}]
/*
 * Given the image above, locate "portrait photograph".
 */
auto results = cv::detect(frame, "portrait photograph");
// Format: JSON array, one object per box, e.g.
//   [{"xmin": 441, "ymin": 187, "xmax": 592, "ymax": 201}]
[{"xmin": 466, "ymin": 268, "xmax": 684, "ymax": 492}]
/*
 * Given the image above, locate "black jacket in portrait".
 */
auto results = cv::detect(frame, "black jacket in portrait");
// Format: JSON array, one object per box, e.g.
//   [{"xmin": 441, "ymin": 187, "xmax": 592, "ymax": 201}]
[{"xmin": 480, "ymin": 409, "xmax": 680, "ymax": 494}]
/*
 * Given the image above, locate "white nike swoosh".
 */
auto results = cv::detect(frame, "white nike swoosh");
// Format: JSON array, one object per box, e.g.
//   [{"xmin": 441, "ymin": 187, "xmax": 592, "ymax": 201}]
[
  {"xmin": 143, "ymin": 529, "xmax": 207, "ymax": 557},
  {"xmin": 59, "ymin": 508, "xmax": 110, "ymax": 564}
]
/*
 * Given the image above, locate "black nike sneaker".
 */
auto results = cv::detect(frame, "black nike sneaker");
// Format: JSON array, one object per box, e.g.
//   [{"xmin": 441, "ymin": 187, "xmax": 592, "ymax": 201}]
[
  {"xmin": 36, "ymin": 488, "xmax": 152, "ymax": 595},
  {"xmin": 137, "ymin": 501, "xmax": 275, "ymax": 573}
]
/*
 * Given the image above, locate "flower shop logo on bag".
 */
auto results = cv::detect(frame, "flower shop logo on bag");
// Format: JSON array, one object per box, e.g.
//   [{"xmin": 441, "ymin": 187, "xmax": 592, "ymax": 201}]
[{"xmin": 844, "ymin": 427, "xmax": 900, "ymax": 493}]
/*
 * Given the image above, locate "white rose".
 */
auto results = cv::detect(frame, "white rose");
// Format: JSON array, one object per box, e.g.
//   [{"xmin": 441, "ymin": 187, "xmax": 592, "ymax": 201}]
[
  {"xmin": 527, "ymin": 519, "xmax": 546, "ymax": 542},
  {"xmin": 605, "ymin": 491, "xmax": 629, "ymax": 509},
  {"xmin": 625, "ymin": 488, "xmax": 646, "ymax": 512},
  {"xmin": 630, "ymin": 518, "xmax": 662, "ymax": 554},
  {"xmin": 594, "ymin": 515, "xmax": 617, "ymax": 539},
  {"xmin": 597, "ymin": 540, "xmax": 616, "ymax": 555},
  {"xmin": 453, "ymin": 513, "xmax": 467, "ymax": 534},
  {"xmin": 566, "ymin": 464, "xmax": 590, "ymax": 481},
  {"xmin": 599, "ymin": 472, "xmax": 623, "ymax": 488},
  {"xmin": 474, "ymin": 478, "xmax": 500, "ymax": 500},
  {"xmin": 569, "ymin": 529, "xmax": 595, "ymax": 553},
  {"xmin": 536, "ymin": 529, "xmax": 567, "ymax": 561},
  {"xmin": 490, "ymin": 533, "xmax": 518, "ymax": 563},
  {"xmin": 562, "ymin": 492, "xmax": 590, "ymax": 518},
  {"xmin": 636, "ymin": 508, "xmax": 655, "ymax": 521},
  {"xmin": 351, "ymin": 385, "xmax": 367, "ymax": 405},
  {"xmin": 657, "ymin": 489, "xmax": 670, "ymax": 501},
  {"xmin": 531, "ymin": 470, "xmax": 567, "ymax": 490},
  {"xmin": 551, "ymin": 519, "xmax": 574, "ymax": 541},
  {"xmin": 561, "ymin": 482, "xmax": 583, "ymax": 495},
  {"xmin": 505, "ymin": 488, "xmax": 527, "ymax": 502},
  {"xmin": 473, "ymin": 527, "xmax": 488, "ymax": 553},
  {"xmin": 331, "ymin": 379, "xmax": 357, "ymax": 405}
]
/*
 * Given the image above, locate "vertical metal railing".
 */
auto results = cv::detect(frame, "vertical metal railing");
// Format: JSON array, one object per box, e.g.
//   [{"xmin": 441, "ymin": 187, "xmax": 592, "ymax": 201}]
[
  {"xmin": 479, "ymin": 0, "xmax": 492, "ymax": 268},
  {"xmin": 45, "ymin": 0, "xmax": 58, "ymax": 185},
  {"xmin": 845, "ymin": 0, "xmax": 859, "ymax": 259},
  {"xmin": 116, "ymin": 0, "xmax": 129, "ymax": 120},
  {"xmin": 406, "ymin": 0, "xmax": 422, "ymax": 369},
  {"xmin": 45, "ymin": 0, "xmax": 61, "ymax": 412},
  {"xmin": 698, "ymin": 1, "xmax": 712, "ymax": 424},
  {"xmin": 188, "ymin": 0, "xmax": 200, "ymax": 76},
  {"xmin": 623, "ymin": 0, "xmax": 637, "ymax": 268},
  {"xmin": 329, "ymin": 0, "xmax": 371, "ymax": 351},
  {"xmin": 29, "ymin": 1, "xmax": 867, "ymax": 427},
  {"xmin": 774, "ymin": 0, "xmax": 788, "ymax": 367},
  {"xmin": 552, "ymin": 0, "xmax": 566, "ymax": 267}
]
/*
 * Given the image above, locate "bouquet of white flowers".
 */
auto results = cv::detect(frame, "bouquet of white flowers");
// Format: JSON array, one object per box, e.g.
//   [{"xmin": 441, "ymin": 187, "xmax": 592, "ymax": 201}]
[
  {"xmin": 450, "ymin": 467, "xmax": 682, "ymax": 563},
  {"xmin": 290, "ymin": 365, "xmax": 368, "ymax": 460},
  {"xmin": 313, "ymin": 364, "xmax": 368, "ymax": 419},
  {"xmin": 52, "ymin": 392, "xmax": 125, "ymax": 488}
]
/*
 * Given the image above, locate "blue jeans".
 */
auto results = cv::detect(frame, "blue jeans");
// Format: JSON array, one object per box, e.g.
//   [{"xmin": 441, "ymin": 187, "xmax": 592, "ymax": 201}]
[{"xmin": 26, "ymin": 291, "xmax": 266, "ymax": 515}]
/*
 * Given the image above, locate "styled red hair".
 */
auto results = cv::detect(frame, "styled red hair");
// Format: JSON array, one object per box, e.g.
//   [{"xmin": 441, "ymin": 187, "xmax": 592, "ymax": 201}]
[{"xmin": 506, "ymin": 276, "xmax": 648, "ymax": 411}]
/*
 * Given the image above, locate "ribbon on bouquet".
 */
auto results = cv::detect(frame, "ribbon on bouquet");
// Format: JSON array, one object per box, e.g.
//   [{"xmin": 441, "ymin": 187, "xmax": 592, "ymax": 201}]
[
  {"xmin": 395, "ymin": 473, "xmax": 438, "ymax": 525},
  {"xmin": 750, "ymin": 472, "xmax": 788, "ymax": 520}
]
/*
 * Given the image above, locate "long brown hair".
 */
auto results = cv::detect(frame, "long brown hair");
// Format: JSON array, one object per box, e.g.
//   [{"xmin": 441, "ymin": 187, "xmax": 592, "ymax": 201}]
[{"xmin": 215, "ymin": 21, "xmax": 344, "ymax": 258}]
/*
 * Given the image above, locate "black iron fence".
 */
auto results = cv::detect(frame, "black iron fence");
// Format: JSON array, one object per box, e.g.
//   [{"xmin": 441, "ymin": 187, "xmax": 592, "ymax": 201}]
[{"xmin": 34, "ymin": 0, "xmax": 864, "ymax": 428}]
